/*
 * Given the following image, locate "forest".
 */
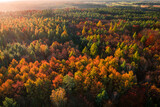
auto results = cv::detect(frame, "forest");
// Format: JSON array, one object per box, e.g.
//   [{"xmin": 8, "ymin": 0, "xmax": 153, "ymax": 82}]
[{"xmin": 0, "ymin": 6, "xmax": 160, "ymax": 107}]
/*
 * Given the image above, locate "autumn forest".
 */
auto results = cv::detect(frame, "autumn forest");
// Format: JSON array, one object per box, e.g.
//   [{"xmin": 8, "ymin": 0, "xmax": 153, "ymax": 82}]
[{"xmin": 0, "ymin": 5, "xmax": 160, "ymax": 107}]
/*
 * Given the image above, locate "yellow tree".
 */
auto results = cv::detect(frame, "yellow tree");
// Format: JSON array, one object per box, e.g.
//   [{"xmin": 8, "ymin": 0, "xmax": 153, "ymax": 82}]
[
  {"xmin": 90, "ymin": 43, "xmax": 98, "ymax": 57},
  {"xmin": 50, "ymin": 87, "xmax": 67, "ymax": 107},
  {"xmin": 82, "ymin": 26, "xmax": 86, "ymax": 35},
  {"xmin": 109, "ymin": 22, "xmax": 113, "ymax": 33},
  {"xmin": 97, "ymin": 20, "xmax": 103, "ymax": 27}
]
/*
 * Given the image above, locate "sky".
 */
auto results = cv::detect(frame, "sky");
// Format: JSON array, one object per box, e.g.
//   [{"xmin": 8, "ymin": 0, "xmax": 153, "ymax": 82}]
[
  {"xmin": 0, "ymin": 0, "xmax": 74, "ymax": 2},
  {"xmin": 0, "ymin": 0, "xmax": 66, "ymax": 1},
  {"xmin": 0, "ymin": 0, "xmax": 76, "ymax": 11},
  {"xmin": 0, "ymin": 0, "xmax": 43, "ymax": 1}
]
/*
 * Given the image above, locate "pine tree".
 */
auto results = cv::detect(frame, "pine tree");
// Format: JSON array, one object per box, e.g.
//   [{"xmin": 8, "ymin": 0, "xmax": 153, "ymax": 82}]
[
  {"xmin": 82, "ymin": 46, "xmax": 89, "ymax": 55},
  {"xmin": 112, "ymin": 23, "xmax": 117, "ymax": 32},
  {"xmin": 90, "ymin": 43, "xmax": 98, "ymax": 57},
  {"xmin": 133, "ymin": 32, "xmax": 137, "ymax": 40},
  {"xmin": 133, "ymin": 51, "xmax": 140, "ymax": 62},
  {"xmin": 109, "ymin": 22, "xmax": 113, "ymax": 33},
  {"xmin": 140, "ymin": 35, "xmax": 146, "ymax": 44}
]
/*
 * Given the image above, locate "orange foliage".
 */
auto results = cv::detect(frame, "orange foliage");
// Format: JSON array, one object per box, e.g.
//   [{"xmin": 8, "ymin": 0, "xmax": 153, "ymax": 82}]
[{"xmin": 52, "ymin": 74, "xmax": 63, "ymax": 88}]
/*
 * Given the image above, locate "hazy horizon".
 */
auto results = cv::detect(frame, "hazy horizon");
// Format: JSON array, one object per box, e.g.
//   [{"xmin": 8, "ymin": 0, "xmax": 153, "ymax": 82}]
[{"xmin": 0, "ymin": 0, "xmax": 160, "ymax": 11}]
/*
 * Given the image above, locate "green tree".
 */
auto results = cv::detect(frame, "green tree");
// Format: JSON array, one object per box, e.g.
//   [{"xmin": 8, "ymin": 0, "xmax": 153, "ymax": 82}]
[
  {"xmin": 120, "ymin": 42, "xmax": 125, "ymax": 49},
  {"xmin": 63, "ymin": 75, "xmax": 75, "ymax": 92},
  {"xmin": 82, "ymin": 46, "xmax": 89, "ymax": 55},
  {"xmin": 133, "ymin": 32, "xmax": 137, "ymax": 40},
  {"xmin": 112, "ymin": 23, "xmax": 117, "ymax": 32},
  {"xmin": 120, "ymin": 60, "xmax": 126, "ymax": 71},
  {"xmin": 90, "ymin": 43, "xmax": 98, "ymax": 57},
  {"xmin": 2, "ymin": 97, "xmax": 17, "ymax": 107},
  {"xmin": 133, "ymin": 51, "xmax": 140, "ymax": 62},
  {"xmin": 140, "ymin": 35, "xmax": 146, "ymax": 44},
  {"xmin": 96, "ymin": 90, "xmax": 108, "ymax": 107},
  {"xmin": 123, "ymin": 45, "xmax": 128, "ymax": 52}
]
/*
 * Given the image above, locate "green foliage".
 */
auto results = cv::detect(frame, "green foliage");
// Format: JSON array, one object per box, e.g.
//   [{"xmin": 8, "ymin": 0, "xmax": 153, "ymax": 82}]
[
  {"xmin": 120, "ymin": 60, "xmax": 126, "ymax": 71},
  {"xmin": 90, "ymin": 43, "xmax": 98, "ymax": 57},
  {"xmin": 2, "ymin": 97, "xmax": 17, "ymax": 107},
  {"xmin": 140, "ymin": 35, "xmax": 146, "ymax": 44},
  {"xmin": 82, "ymin": 46, "xmax": 89, "ymax": 55},
  {"xmin": 113, "ymin": 23, "xmax": 117, "ymax": 32},
  {"xmin": 133, "ymin": 51, "xmax": 140, "ymax": 62},
  {"xmin": 120, "ymin": 42, "xmax": 125, "ymax": 49},
  {"xmin": 133, "ymin": 32, "xmax": 137, "ymax": 39},
  {"xmin": 96, "ymin": 90, "xmax": 108, "ymax": 106},
  {"xmin": 62, "ymin": 75, "xmax": 75, "ymax": 92}
]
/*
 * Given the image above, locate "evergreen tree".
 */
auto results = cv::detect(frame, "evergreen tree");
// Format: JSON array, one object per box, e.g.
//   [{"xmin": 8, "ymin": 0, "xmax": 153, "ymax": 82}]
[
  {"xmin": 133, "ymin": 32, "xmax": 137, "ymax": 40},
  {"xmin": 90, "ymin": 43, "xmax": 98, "ymax": 57}
]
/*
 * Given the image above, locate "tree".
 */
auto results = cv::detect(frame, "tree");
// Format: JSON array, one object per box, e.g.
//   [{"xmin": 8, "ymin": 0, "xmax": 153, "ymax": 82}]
[
  {"xmin": 56, "ymin": 24, "xmax": 61, "ymax": 36},
  {"xmin": 61, "ymin": 31, "xmax": 68, "ymax": 38},
  {"xmin": 24, "ymin": 78, "xmax": 51, "ymax": 106},
  {"xmin": 133, "ymin": 51, "xmax": 140, "ymax": 62},
  {"xmin": 2, "ymin": 97, "xmax": 17, "ymax": 107},
  {"xmin": 61, "ymin": 31, "xmax": 69, "ymax": 43},
  {"xmin": 52, "ymin": 74, "xmax": 63, "ymax": 88},
  {"xmin": 24, "ymin": 79, "xmax": 35, "ymax": 97},
  {"xmin": 90, "ymin": 43, "xmax": 98, "ymax": 57},
  {"xmin": 62, "ymin": 75, "xmax": 75, "ymax": 93},
  {"xmin": 40, "ymin": 44, "xmax": 49, "ymax": 56},
  {"xmin": 96, "ymin": 90, "xmax": 108, "ymax": 106},
  {"xmin": 120, "ymin": 60, "xmax": 126, "ymax": 71},
  {"xmin": 112, "ymin": 23, "xmax": 117, "ymax": 32},
  {"xmin": 88, "ymin": 28, "xmax": 93, "ymax": 35},
  {"xmin": 63, "ymin": 25, "xmax": 67, "ymax": 32},
  {"xmin": 0, "ymin": 79, "xmax": 14, "ymax": 96},
  {"xmin": 133, "ymin": 32, "xmax": 137, "ymax": 40},
  {"xmin": 50, "ymin": 87, "xmax": 67, "ymax": 107},
  {"xmin": 82, "ymin": 46, "xmax": 89, "ymax": 55},
  {"xmin": 97, "ymin": 20, "xmax": 103, "ymax": 27},
  {"xmin": 105, "ymin": 46, "xmax": 112, "ymax": 55},
  {"xmin": 140, "ymin": 35, "xmax": 146, "ymax": 44},
  {"xmin": 114, "ymin": 48, "xmax": 123, "ymax": 58},
  {"xmin": 82, "ymin": 26, "xmax": 86, "ymax": 35},
  {"xmin": 120, "ymin": 42, "xmax": 125, "ymax": 49},
  {"xmin": 123, "ymin": 45, "xmax": 128, "ymax": 53},
  {"xmin": 109, "ymin": 22, "xmax": 113, "ymax": 33}
]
